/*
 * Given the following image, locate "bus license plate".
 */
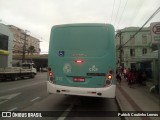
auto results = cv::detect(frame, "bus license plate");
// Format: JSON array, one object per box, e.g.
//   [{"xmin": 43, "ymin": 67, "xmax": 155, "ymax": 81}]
[{"xmin": 73, "ymin": 77, "xmax": 85, "ymax": 82}]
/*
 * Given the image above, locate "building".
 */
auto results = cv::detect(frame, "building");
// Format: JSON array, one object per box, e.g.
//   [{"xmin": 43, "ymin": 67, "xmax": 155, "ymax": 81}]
[
  {"xmin": 115, "ymin": 27, "xmax": 152, "ymax": 69},
  {"xmin": 27, "ymin": 36, "xmax": 40, "ymax": 55},
  {"xmin": 8, "ymin": 25, "xmax": 40, "ymax": 55},
  {"xmin": 0, "ymin": 23, "xmax": 14, "ymax": 67},
  {"xmin": 116, "ymin": 25, "xmax": 160, "ymax": 84}
]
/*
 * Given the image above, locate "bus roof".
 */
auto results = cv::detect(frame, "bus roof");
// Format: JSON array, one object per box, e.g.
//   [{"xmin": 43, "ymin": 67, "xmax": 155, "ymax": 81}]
[{"xmin": 51, "ymin": 23, "xmax": 114, "ymax": 29}]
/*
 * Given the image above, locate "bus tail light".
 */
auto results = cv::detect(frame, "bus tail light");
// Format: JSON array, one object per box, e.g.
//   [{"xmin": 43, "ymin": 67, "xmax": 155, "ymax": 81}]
[
  {"xmin": 107, "ymin": 74, "xmax": 112, "ymax": 80},
  {"xmin": 75, "ymin": 60, "xmax": 84, "ymax": 63},
  {"xmin": 48, "ymin": 67, "xmax": 55, "ymax": 83},
  {"xmin": 105, "ymin": 69, "xmax": 114, "ymax": 86},
  {"xmin": 109, "ymin": 70, "xmax": 113, "ymax": 74},
  {"xmin": 49, "ymin": 71, "xmax": 53, "ymax": 77}
]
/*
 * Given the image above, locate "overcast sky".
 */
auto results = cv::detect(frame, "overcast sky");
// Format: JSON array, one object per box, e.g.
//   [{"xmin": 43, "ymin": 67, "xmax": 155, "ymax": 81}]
[{"xmin": 0, "ymin": 0, "xmax": 160, "ymax": 53}]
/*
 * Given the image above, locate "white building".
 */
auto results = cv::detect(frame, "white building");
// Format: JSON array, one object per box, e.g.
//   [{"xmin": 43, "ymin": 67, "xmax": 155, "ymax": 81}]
[
  {"xmin": 116, "ymin": 25, "xmax": 159, "ymax": 84},
  {"xmin": 8, "ymin": 25, "xmax": 40, "ymax": 55},
  {"xmin": 115, "ymin": 27, "xmax": 152, "ymax": 69}
]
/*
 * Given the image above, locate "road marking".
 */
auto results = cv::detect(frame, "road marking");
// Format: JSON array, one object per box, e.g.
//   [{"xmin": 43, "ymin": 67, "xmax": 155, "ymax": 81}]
[
  {"xmin": 0, "ymin": 81, "xmax": 45, "ymax": 93},
  {"xmin": 57, "ymin": 98, "xmax": 77, "ymax": 120},
  {"xmin": 0, "ymin": 100, "xmax": 8, "ymax": 105},
  {"xmin": 30, "ymin": 97, "xmax": 40, "ymax": 102},
  {"xmin": 8, "ymin": 107, "xmax": 18, "ymax": 111},
  {"xmin": 8, "ymin": 81, "xmax": 45, "ymax": 91},
  {"xmin": 8, "ymin": 88, "xmax": 17, "ymax": 91},
  {"xmin": 0, "ymin": 93, "xmax": 21, "ymax": 105},
  {"xmin": 0, "ymin": 93, "xmax": 21, "ymax": 100}
]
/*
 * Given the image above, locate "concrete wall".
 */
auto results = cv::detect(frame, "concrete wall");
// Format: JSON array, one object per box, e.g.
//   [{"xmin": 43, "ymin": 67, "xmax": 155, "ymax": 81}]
[{"xmin": 0, "ymin": 55, "xmax": 8, "ymax": 67}]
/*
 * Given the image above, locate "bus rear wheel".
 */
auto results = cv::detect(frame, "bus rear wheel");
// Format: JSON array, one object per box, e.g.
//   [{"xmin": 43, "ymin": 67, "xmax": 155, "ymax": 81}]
[
  {"xmin": 12, "ymin": 75, "xmax": 18, "ymax": 81},
  {"xmin": 30, "ymin": 73, "xmax": 35, "ymax": 78}
]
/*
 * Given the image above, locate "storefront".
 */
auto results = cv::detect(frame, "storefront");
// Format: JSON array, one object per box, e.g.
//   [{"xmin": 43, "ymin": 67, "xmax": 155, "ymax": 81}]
[{"xmin": 129, "ymin": 50, "xmax": 158, "ymax": 83}]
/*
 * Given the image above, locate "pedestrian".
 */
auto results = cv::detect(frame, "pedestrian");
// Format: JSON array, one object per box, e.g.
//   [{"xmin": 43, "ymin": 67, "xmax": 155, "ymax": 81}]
[
  {"xmin": 141, "ymin": 71, "xmax": 147, "ymax": 86},
  {"xmin": 137, "ymin": 70, "xmax": 142, "ymax": 85},
  {"xmin": 123, "ymin": 68, "xmax": 127, "ymax": 80},
  {"xmin": 128, "ymin": 69, "xmax": 134, "ymax": 88},
  {"xmin": 116, "ymin": 72, "xmax": 122, "ymax": 86}
]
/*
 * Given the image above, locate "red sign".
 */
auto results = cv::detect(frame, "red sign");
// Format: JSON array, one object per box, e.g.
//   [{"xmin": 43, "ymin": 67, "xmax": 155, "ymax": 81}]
[
  {"xmin": 73, "ymin": 77, "xmax": 85, "ymax": 82},
  {"xmin": 150, "ymin": 22, "xmax": 160, "ymax": 42},
  {"xmin": 152, "ymin": 24, "xmax": 160, "ymax": 34}
]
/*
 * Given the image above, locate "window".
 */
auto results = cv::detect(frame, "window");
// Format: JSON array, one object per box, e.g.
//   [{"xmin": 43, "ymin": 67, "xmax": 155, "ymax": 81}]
[
  {"xmin": 142, "ymin": 48, "xmax": 147, "ymax": 54},
  {"xmin": 0, "ymin": 34, "xmax": 8, "ymax": 50},
  {"xmin": 53, "ymin": 27, "xmax": 109, "ymax": 50},
  {"xmin": 152, "ymin": 44, "xmax": 158, "ymax": 51},
  {"xmin": 142, "ymin": 35, "xmax": 147, "ymax": 44},
  {"xmin": 130, "ymin": 48, "xmax": 135, "ymax": 57}
]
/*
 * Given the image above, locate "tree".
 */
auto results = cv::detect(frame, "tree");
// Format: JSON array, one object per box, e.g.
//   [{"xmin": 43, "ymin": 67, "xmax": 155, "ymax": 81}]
[{"xmin": 28, "ymin": 45, "xmax": 35, "ymax": 55}]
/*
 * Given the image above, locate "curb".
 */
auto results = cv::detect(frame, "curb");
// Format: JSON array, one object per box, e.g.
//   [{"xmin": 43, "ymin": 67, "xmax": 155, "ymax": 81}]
[
  {"xmin": 116, "ymin": 94, "xmax": 130, "ymax": 120},
  {"xmin": 116, "ymin": 85, "xmax": 153, "ymax": 120}
]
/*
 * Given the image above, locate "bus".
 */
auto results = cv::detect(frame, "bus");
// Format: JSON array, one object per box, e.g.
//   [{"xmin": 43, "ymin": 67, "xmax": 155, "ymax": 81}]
[{"xmin": 47, "ymin": 23, "xmax": 116, "ymax": 98}]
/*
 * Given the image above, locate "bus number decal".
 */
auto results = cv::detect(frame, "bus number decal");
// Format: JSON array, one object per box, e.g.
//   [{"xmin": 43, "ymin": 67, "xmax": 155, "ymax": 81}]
[{"xmin": 56, "ymin": 77, "xmax": 63, "ymax": 81}]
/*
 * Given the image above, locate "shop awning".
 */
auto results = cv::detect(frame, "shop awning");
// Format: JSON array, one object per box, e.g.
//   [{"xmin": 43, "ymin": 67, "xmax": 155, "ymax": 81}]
[{"xmin": 0, "ymin": 49, "xmax": 9, "ymax": 55}]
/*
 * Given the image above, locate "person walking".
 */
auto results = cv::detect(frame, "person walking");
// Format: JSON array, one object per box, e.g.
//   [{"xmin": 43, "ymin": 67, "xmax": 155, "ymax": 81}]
[
  {"xmin": 128, "ymin": 69, "xmax": 134, "ymax": 88},
  {"xmin": 141, "ymin": 71, "xmax": 147, "ymax": 86},
  {"xmin": 123, "ymin": 68, "xmax": 127, "ymax": 80},
  {"xmin": 116, "ymin": 71, "xmax": 122, "ymax": 86}
]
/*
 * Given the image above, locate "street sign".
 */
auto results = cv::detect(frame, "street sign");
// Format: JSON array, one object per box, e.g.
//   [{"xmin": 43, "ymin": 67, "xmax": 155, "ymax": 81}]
[
  {"xmin": 151, "ymin": 22, "xmax": 160, "ymax": 96},
  {"xmin": 150, "ymin": 22, "xmax": 160, "ymax": 42}
]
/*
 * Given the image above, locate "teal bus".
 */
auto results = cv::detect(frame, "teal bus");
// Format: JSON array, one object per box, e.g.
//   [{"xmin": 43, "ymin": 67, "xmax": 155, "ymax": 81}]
[{"xmin": 47, "ymin": 23, "xmax": 116, "ymax": 98}]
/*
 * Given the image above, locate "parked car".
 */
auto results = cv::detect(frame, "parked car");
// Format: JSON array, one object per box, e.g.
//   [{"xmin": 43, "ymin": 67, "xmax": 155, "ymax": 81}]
[{"xmin": 42, "ymin": 67, "xmax": 47, "ymax": 72}]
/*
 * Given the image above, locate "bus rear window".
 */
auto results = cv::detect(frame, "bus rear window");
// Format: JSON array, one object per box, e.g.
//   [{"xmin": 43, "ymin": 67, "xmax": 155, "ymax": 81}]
[{"xmin": 52, "ymin": 26, "xmax": 110, "ymax": 50}]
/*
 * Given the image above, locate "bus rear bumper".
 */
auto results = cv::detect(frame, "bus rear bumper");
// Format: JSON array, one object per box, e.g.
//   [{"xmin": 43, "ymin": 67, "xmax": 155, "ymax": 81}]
[{"xmin": 47, "ymin": 81, "xmax": 116, "ymax": 98}]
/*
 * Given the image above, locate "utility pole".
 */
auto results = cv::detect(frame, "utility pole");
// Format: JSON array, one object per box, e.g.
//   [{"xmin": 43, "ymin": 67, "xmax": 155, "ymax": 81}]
[
  {"xmin": 158, "ymin": 43, "xmax": 160, "ymax": 98},
  {"xmin": 21, "ymin": 30, "xmax": 29, "ymax": 63},
  {"xmin": 116, "ymin": 30, "xmax": 123, "ymax": 67},
  {"xmin": 150, "ymin": 22, "xmax": 160, "ymax": 98},
  {"xmin": 119, "ymin": 31, "xmax": 123, "ymax": 67}
]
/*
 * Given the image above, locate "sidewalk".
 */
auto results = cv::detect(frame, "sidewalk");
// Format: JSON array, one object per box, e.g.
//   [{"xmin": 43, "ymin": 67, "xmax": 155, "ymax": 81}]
[{"xmin": 116, "ymin": 78, "xmax": 160, "ymax": 120}]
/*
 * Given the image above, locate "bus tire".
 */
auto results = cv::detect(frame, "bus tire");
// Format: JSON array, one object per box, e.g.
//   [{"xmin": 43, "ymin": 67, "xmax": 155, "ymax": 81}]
[
  {"xmin": 30, "ymin": 73, "xmax": 35, "ymax": 78},
  {"xmin": 12, "ymin": 75, "xmax": 18, "ymax": 81}
]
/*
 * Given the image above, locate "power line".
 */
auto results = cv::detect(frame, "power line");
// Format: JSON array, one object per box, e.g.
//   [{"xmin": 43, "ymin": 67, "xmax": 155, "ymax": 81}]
[
  {"xmin": 114, "ymin": 0, "xmax": 121, "ymax": 27},
  {"xmin": 121, "ymin": 6, "xmax": 160, "ymax": 48},
  {"xmin": 110, "ymin": 0, "xmax": 116, "ymax": 23},
  {"xmin": 116, "ymin": 0, "xmax": 128, "ymax": 29},
  {"xmin": 127, "ymin": 0, "xmax": 146, "ymax": 27}
]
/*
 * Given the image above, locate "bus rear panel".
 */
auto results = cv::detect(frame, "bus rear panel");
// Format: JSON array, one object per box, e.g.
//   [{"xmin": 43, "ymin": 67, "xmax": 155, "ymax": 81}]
[{"xmin": 47, "ymin": 23, "xmax": 116, "ymax": 98}]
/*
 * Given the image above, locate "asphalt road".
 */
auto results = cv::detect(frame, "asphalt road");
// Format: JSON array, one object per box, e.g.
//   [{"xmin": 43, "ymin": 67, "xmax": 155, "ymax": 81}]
[{"xmin": 0, "ymin": 72, "xmax": 123, "ymax": 120}]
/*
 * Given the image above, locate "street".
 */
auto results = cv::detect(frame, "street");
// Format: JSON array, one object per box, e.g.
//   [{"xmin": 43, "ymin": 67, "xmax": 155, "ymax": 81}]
[{"xmin": 0, "ymin": 73, "xmax": 123, "ymax": 120}]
